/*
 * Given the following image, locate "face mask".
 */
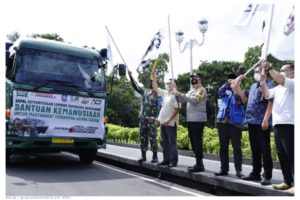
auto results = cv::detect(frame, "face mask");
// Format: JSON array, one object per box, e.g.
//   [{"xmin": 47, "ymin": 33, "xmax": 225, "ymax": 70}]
[
  {"xmin": 254, "ymin": 73, "xmax": 260, "ymax": 82},
  {"xmin": 280, "ymin": 72, "xmax": 287, "ymax": 78},
  {"xmin": 191, "ymin": 78, "xmax": 198, "ymax": 85},
  {"xmin": 165, "ymin": 85, "xmax": 170, "ymax": 91}
]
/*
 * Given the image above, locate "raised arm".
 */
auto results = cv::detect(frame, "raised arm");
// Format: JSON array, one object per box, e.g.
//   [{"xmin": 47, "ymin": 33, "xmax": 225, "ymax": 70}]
[
  {"xmin": 260, "ymin": 73, "xmax": 270, "ymax": 99},
  {"xmin": 261, "ymin": 61, "xmax": 285, "ymax": 86},
  {"xmin": 230, "ymin": 75, "xmax": 247, "ymax": 104},
  {"xmin": 152, "ymin": 69, "xmax": 159, "ymax": 93},
  {"xmin": 177, "ymin": 88, "xmax": 206, "ymax": 104},
  {"xmin": 128, "ymin": 70, "xmax": 144, "ymax": 95}
]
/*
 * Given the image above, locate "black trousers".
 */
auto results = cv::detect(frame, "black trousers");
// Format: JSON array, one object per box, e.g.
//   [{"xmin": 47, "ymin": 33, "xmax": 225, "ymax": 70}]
[
  {"xmin": 274, "ymin": 124, "xmax": 294, "ymax": 186},
  {"xmin": 187, "ymin": 122, "xmax": 205, "ymax": 162},
  {"xmin": 248, "ymin": 124, "xmax": 273, "ymax": 179},
  {"xmin": 217, "ymin": 123, "xmax": 243, "ymax": 172},
  {"xmin": 160, "ymin": 124, "xmax": 178, "ymax": 164}
]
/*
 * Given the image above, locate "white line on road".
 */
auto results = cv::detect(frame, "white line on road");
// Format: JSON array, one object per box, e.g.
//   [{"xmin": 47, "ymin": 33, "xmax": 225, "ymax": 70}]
[{"xmin": 63, "ymin": 152, "xmax": 204, "ymax": 196}]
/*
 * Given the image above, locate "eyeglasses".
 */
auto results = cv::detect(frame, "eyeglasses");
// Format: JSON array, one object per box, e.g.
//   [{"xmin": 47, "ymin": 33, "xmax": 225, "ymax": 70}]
[{"xmin": 280, "ymin": 69, "xmax": 289, "ymax": 72}]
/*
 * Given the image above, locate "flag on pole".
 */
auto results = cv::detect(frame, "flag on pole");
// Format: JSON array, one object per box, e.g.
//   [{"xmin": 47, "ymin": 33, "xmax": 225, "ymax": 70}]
[
  {"xmin": 107, "ymin": 34, "xmax": 114, "ymax": 69},
  {"xmin": 268, "ymin": 5, "xmax": 294, "ymax": 61},
  {"xmin": 235, "ymin": 4, "xmax": 258, "ymax": 27},
  {"xmin": 137, "ymin": 30, "xmax": 164, "ymax": 73},
  {"xmin": 235, "ymin": 3, "xmax": 273, "ymax": 28}
]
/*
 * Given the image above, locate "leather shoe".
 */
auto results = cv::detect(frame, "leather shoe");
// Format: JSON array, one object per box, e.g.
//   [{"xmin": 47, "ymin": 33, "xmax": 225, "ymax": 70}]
[
  {"xmin": 260, "ymin": 178, "xmax": 271, "ymax": 186},
  {"xmin": 236, "ymin": 171, "xmax": 244, "ymax": 178},
  {"xmin": 187, "ymin": 165, "xmax": 205, "ymax": 172},
  {"xmin": 157, "ymin": 161, "xmax": 170, "ymax": 166},
  {"xmin": 242, "ymin": 174, "xmax": 261, "ymax": 181},
  {"xmin": 284, "ymin": 187, "xmax": 294, "ymax": 196},
  {"xmin": 214, "ymin": 171, "xmax": 228, "ymax": 176},
  {"xmin": 272, "ymin": 183, "xmax": 291, "ymax": 190},
  {"xmin": 151, "ymin": 157, "xmax": 158, "ymax": 163},
  {"xmin": 169, "ymin": 163, "xmax": 177, "ymax": 167}
]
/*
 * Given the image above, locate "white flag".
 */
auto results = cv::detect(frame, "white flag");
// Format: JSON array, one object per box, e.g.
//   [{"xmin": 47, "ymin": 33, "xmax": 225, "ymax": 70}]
[
  {"xmin": 268, "ymin": 5, "xmax": 294, "ymax": 61},
  {"xmin": 137, "ymin": 30, "xmax": 164, "ymax": 73},
  {"xmin": 235, "ymin": 4, "xmax": 258, "ymax": 26},
  {"xmin": 235, "ymin": 3, "xmax": 273, "ymax": 27}
]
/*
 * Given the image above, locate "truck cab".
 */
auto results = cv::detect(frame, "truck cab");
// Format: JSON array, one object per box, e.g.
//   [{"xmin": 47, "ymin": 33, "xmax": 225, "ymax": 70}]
[{"xmin": 6, "ymin": 38, "xmax": 108, "ymax": 163}]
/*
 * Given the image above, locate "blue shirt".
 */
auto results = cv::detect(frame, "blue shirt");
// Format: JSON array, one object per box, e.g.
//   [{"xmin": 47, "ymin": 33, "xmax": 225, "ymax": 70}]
[
  {"xmin": 217, "ymin": 83, "xmax": 244, "ymax": 126},
  {"xmin": 245, "ymin": 80, "xmax": 275, "ymax": 125}
]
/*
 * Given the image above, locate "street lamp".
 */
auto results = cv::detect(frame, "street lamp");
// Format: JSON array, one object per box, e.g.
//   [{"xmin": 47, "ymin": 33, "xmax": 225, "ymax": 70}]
[{"xmin": 175, "ymin": 18, "xmax": 208, "ymax": 75}]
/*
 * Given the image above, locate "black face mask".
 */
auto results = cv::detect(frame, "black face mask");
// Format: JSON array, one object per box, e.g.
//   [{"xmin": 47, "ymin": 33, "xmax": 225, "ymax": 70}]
[{"xmin": 191, "ymin": 78, "xmax": 198, "ymax": 85}]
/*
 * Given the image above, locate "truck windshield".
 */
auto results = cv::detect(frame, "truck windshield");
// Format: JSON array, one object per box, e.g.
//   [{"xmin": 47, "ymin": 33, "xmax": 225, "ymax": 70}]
[{"xmin": 14, "ymin": 48, "xmax": 105, "ymax": 93}]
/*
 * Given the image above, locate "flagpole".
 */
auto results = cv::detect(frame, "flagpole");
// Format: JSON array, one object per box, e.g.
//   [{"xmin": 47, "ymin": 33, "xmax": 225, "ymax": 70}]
[
  {"xmin": 168, "ymin": 15, "xmax": 174, "ymax": 80},
  {"xmin": 243, "ymin": 4, "xmax": 274, "ymax": 77},
  {"xmin": 262, "ymin": 4, "xmax": 275, "ymax": 59},
  {"xmin": 105, "ymin": 25, "xmax": 128, "ymax": 68}
]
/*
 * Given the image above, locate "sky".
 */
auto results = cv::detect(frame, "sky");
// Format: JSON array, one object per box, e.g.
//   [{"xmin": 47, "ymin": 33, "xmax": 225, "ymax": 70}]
[{"xmin": 2, "ymin": 0, "xmax": 295, "ymax": 80}]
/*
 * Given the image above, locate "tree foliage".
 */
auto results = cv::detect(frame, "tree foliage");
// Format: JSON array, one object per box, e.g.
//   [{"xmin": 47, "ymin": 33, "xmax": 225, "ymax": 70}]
[
  {"xmin": 7, "ymin": 31, "xmax": 21, "ymax": 42},
  {"xmin": 31, "ymin": 33, "xmax": 64, "ymax": 42},
  {"xmin": 106, "ymin": 74, "xmax": 140, "ymax": 127},
  {"xmin": 138, "ymin": 53, "xmax": 169, "ymax": 89}
]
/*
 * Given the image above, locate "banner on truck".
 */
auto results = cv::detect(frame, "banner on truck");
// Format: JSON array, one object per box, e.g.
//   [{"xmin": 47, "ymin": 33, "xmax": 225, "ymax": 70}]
[{"xmin": 9, "ymin": 90, "xmax": 105, "ymax": 139}]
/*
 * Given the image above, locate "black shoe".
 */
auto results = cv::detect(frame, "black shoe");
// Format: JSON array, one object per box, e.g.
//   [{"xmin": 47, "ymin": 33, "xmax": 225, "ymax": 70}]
[
  {"xmin": 261, "ymin": 178, "xmax": 271, "ymax": 185},
  {"xmin": 157, "ymin": 161, "xmax": 170, "ymax": 166},
  {"xmin": 214, "ymin": 171, "xmax": 228, "ymax": 176},
  {"xmin": 151, "ymin": 157, "xmax": 158, "ymax": 163},
  {"xmin": 138, "ymin": 156, "xmax": 146, "ymax": 162},
  {"xmin": 242, "ymin": 174, "xmax": 261, "ymax": 181},
  {"xmin": 151, "ymin": 152, "xmax": 158, "ymax": 163},
  {"xmin": 236, "ymin": 171, "xmax": 244, "ymax": 178},
  {"xmin": 187, "ymin": 164, "xmax": 205, "ymax": 172},
  {"xmin": 169, "ymin": 163, "xmax": 177, "ymax": 167},
  {"xmin": 138, "ymin": 151, "xmax": 146, "ymax": 162}
]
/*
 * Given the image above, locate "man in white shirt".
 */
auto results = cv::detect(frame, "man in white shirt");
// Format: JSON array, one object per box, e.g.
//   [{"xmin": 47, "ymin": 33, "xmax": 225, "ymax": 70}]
[
  {"xmin": 260, "ymin": 61, "xmax": 294, "ymax": 195},
  {"xmin": 152, "ymin": 71, "xmax": 181, "ymax": 167}
]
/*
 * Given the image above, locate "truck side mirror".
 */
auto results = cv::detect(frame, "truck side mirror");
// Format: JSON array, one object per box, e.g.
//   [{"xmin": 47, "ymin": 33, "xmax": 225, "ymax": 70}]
[
  {"xmin": 99, "ymin": 48, "xmax": 108, "ymax": 60},
  {"xmin": 118, "ymin": 64, "xmax": 126, "ymax": 76}
]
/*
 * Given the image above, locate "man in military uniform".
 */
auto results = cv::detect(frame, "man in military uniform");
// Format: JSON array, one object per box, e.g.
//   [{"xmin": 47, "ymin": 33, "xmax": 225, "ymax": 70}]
[{"xmin": 128, "ymin": 70, "xmax": 161, "ymax": 163}]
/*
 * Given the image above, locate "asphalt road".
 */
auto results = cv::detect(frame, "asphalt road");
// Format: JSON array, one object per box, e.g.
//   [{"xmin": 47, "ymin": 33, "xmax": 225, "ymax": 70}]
[{"xmin": 6, "ymin": 152, "xmax": 213, "ymax": 196}]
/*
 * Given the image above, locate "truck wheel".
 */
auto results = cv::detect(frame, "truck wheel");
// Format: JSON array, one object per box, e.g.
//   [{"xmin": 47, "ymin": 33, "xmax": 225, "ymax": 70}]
[
  {"xmin": 79, "ymin": 149, "xmax": 97, "ymax": 164},
  {"xmin": 6, "ymin": 149, "xmax": 11, "ymax": 164}
]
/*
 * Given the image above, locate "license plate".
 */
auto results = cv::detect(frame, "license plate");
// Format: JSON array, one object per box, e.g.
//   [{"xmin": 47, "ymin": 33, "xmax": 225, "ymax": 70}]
[{"xmin": 52, "ymin": 138, "xmax": 74, "ymax": 144}]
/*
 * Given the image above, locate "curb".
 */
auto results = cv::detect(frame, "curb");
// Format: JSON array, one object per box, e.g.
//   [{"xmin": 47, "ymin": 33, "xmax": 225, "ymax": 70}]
[
  {"xmin": 108, "ymin": 141, "xmax": 281, "ymax": 169},
  {"xmin": 97, "ymin": 150, "xmax": 288, "ymax": 196}
]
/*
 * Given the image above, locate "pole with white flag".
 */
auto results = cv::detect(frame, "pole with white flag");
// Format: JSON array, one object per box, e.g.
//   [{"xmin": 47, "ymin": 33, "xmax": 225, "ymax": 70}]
[
  {"xmin": 105, "ymin": 25, "xmax": 128, "ymax": 68},
  {"xmin": 243, "ymin": 4, "xmax": 274, "ymax": 77},
  {"xmin": 261, "ymin": 4, "xmax": 274, "ymax": 60},
  {"xmin": 168, "ymin": 15, "xmax": 174, "ymax": 80}
]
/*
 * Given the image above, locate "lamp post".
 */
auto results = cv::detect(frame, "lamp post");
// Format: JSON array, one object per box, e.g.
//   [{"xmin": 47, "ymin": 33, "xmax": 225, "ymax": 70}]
[{"xmin": 175, "ymin": 19, "xmax": 208, "ymax": 75}]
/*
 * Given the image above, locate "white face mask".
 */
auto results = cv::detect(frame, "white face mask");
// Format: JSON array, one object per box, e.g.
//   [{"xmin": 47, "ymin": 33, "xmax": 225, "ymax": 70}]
[
  {"xmin": 280, "ymin": 72, "xmax": 287, "ymax": 78},
  {"xmin": 165, "ymin": 85, "xmax": 170, "ymax": 91},
  {"xmin": 254, "ymin": 73, "xmax": 261, "ymax": 82}
]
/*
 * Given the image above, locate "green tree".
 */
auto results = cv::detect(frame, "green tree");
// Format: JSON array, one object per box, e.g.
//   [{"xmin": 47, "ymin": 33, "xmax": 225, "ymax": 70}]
[
  {"xmin": 198, "ymin": 61, "xmax": 244, "ymax": 127},
  {"xmin": 176, "ymin": 72, "xmax": 190, "ymax": 127},
  {"xmin": 138, "ymin": 53, "xmax": 169, "ymax": 88},
  {"xmin": 31, "ymin": 33, "xmax": 64, "ymax": 42},
  {"xmin": 106, "ymin": 75, "xmax": 140, "ymax": 127},
  {"xmin": 7, "ymin": 31, "xmax": 21, "ymax": 42}
]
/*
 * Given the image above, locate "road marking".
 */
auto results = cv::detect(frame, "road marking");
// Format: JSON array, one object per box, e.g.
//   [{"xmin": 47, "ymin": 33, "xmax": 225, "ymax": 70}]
[{"xmin": 63, "ymin": 152, "xmax": 204, "ymax": 196}]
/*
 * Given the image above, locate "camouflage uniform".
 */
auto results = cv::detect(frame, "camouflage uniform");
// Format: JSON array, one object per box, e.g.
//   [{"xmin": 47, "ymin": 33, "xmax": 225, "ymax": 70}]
[{"xmin": 129, "ymin": 76, "xmax": 161, "ymax": 153}]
